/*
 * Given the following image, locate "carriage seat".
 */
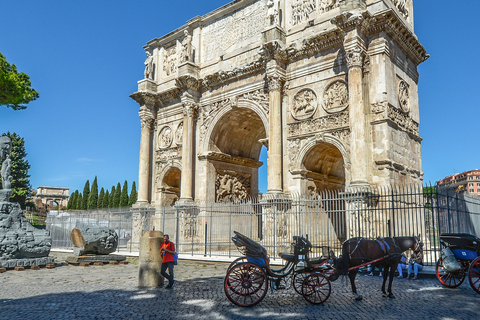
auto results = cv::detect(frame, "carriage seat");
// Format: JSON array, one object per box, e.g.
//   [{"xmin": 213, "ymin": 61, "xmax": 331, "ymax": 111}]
[{"xmin": 279, "ymin": 252, "xmax": 295, "ymax": 263}]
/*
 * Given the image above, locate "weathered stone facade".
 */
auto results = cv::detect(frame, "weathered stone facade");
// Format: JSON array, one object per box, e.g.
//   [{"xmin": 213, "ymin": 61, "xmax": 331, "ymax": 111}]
[{"xmin": 131, "ymin": 0, "xmax": 427, "ymax": 206}]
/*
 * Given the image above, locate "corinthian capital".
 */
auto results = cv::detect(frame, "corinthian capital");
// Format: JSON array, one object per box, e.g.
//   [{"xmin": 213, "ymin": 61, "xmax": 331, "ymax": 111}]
[
  {"xmin": 267, "ymin": 74, "xmax": 284, "ymax": 92},
  {"xmin": 139, "ymin": 106, "xmax": 155, "ymax": 130},
  {"xmin": 345, "ymin": 46, "xmax": 365, "ymax": 69},
  {"xmin": 183, "ymin": 102, "xmax": 198, "ymax": 118}
]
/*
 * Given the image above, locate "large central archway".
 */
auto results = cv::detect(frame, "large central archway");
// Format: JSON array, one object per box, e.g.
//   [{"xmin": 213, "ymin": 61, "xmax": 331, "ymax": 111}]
[{"xmin": 206, "ymin": 105, "xmax": 266, "ymax": 202}]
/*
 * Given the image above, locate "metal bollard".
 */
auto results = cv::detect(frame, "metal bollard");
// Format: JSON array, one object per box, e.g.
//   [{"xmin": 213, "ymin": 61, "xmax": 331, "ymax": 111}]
[{"xmin": 138, "ymin": 230, "xmax": 164, "ymax": 287}]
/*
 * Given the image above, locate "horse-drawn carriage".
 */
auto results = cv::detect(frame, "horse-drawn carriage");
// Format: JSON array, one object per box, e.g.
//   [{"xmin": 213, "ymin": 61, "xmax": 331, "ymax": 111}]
[
  {"xmin": 435, "ymin": 233, "xmax": 480, "ymax": 294},
  {"xmin": 224, "ymin": 232, "xmax": 424, "ymax": 305},
  {"xmin": 224, "ymin": 231, "xmax": 334, "ymax": 306}
]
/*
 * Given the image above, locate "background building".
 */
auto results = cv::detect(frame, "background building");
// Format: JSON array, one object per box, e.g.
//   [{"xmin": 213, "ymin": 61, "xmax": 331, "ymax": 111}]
[{"xmin": 437, "ymin": 170, "xmax": 480, "ymax": 197}]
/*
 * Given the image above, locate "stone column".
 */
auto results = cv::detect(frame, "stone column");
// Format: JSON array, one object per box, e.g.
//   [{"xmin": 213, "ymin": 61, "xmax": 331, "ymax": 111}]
[
  {"xmin": 267, "ymin": 74, "xmax": 284, "ymax": 193},
  {"xmin": 138, "ymin": 105, "xmax": 155, "ymax": 203},
  {"xmin": 345, "ymin": 33, "xmax": 369, "ymax": 188},
  {"xmin": 180, "ymin": 102, "xmax": 197, "ymax": 201}
]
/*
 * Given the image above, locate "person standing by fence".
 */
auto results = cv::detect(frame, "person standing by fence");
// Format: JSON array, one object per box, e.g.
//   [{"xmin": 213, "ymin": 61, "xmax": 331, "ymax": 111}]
[{"xmin": 161, "ymin": 234, "xmax": 176, "ymax": 288}]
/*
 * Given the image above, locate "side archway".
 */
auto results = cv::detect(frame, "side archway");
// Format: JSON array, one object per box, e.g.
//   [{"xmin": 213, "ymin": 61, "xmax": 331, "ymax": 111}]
[
  {"xmin": 156, "ymin": 162, "xmax": 182, "ymax": 206},
  {"xmin": 291, "ymin": 134, "xmax": 350, "ymax": 192}
]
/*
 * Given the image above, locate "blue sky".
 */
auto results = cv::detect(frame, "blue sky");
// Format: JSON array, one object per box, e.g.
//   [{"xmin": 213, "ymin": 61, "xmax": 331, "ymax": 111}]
[{"xmin": 1, "ymin": 1, "xmax": 479, "ymax": 195}]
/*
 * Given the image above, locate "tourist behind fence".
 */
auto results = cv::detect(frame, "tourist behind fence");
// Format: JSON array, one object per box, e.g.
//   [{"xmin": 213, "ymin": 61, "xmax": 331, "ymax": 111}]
[
  {"xmin": 397, "ymin": 253, "xmax": 408, "ymax": 278},
  {"xmin": 407, "ymin": 243, "xmax": 424, "ymax": 280},
  {"xmin": 161, "ymin": 234, "xmax": 176, "ymax": 288}
]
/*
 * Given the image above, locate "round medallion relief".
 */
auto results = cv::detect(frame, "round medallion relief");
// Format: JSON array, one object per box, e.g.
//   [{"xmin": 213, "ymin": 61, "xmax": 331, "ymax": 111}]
[
  {"xmin": 398, "ymin": 80, "xmax": 410, "ymax": 112},
  {"xmin": 291, "ymin": 89, "xmax": 318, "ymax": 120},
  {"xmin": 158, "ymin": 126, "xmax": 172, "ymax": 149},
  {"xmin": 322, "ymin": 80, "xmax": 349, "ymax": 113},
  {"xmin": 175, "ymin": 122, "xmax": 183, "ymax": 145}
]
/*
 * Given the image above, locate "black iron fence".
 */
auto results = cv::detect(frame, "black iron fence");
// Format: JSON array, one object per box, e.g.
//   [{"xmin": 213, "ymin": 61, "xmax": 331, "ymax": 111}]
[{"xmin": 46, "ymin": 185, "xmax": 480, "ymax": 265}]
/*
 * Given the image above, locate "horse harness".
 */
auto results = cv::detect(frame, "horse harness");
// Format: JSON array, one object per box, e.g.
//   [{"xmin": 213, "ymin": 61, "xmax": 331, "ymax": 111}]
[{"xmin": 347, "ymin": 237, "xmax": 401, "ymax": 262}]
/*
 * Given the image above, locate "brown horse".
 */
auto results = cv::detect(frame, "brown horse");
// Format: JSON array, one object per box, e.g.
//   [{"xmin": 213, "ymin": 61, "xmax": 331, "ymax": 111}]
[{"xmin": 331, "ymin": 236, "xmax": 422, "ymax": 300}]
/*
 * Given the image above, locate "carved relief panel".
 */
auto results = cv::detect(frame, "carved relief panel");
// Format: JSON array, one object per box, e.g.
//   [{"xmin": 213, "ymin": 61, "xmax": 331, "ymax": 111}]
[
  {"xmin": 175, "ymin": 122, "xmax": 183, "ymax": 146},
  {"xmin": 397, "ymin": 80, "xmax": 410, "ymax": 113},
  {"xmin": 291, "ymin": 89, "xmax": 318, "ymax": 120},
  {"xmin": 163, "ymin": 45, "xmax": 177, "ymax": 77},
  {"xmin": 158, "ymin": 126, "xmax": 173, "ymax": 149},
  {"xmin": 291, "ymin": 0, "xmax": 340, "ymax": 27},
  {"xmin": 215, "ymin": 171, "xmax": 251, "ymax": 202},
  {"xmin": 323, "ymin": 80, "xmax": 349, "ymax": 113}
]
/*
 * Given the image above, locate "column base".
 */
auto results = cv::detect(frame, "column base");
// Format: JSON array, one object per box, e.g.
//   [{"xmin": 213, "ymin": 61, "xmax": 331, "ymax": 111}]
[
  {"xmin": 348, "ymin": 180, "xmax": 370, "ymax": 189},
  {"xmin": 177, "ymin": 198, "xmax": 194, "ymax": 207},
  {"xmin": 266, "ymin": 189, "xmax": 283, "ymax": 194}
]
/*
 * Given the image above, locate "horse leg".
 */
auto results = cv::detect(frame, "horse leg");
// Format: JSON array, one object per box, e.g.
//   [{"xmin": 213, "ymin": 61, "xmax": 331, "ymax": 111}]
[
  {"xmin": 349, "ymin": 270, "xmax": 362, "ymax": 301},
  {"xmin": 387, "ymin": 264, "xmax": 396, "ymax": 298},
  {"xmin": 381, "ymin": 265, "xmax": 389, "ymax": 297}
]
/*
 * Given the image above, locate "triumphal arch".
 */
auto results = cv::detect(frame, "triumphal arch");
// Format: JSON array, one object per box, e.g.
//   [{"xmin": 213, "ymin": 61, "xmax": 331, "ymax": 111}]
[{"xmin": 131, "ymin": 0, "xmax": 428, "ymax": 207}]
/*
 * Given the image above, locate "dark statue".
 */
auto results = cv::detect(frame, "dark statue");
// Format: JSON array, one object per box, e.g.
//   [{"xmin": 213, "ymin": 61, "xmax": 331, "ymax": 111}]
[{"xmin": 0, "ymin": 136, "xmax": 54, "ymax": 268}]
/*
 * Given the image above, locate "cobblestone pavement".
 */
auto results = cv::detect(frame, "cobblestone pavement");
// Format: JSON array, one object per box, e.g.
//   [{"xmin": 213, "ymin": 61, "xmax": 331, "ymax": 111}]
[{"xmin": 1, "ymin": 252, "xmax": 479, "ymax": 320}]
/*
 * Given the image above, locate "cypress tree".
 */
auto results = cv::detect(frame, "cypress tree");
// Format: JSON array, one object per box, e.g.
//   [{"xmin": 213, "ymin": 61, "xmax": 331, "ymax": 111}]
[
  {"xmin": 69, "ymin": 190, "xmax": 79, "ymax": 210},
  {"xmin": 76, "ymin": 193, "xmax": 83, "ymax": 210},
  {"xmin": 129, "ymin": 181, "xmax": 137, "ymax": 206},
  {"xmin": 120, "ymin": 180, "xmax": 129, "ymax": 207},
  {"xmin": 109, "ymin": 186, "xmax": 115, "ymax": 208},
  {"xmin": 82, "ymin": 180, "xmax": 90, "ymax": 210},
  {"xmin": 88, "ymin": 176, "xmax": 98, "ymax": 209},
  {"xmin": 103, "ymin": 190, "xmax": 110, "ymax": 208},
  {"xmin": 98, "ymin": 187, "xmax": 105, "ymax": 209},
  {"xmin": 113, "ymin": 182, "xmax": 121, "ymax": 208}
]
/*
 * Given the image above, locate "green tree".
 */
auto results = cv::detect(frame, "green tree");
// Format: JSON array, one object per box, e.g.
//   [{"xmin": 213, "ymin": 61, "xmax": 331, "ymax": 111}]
[
  {"xmin": 88, "ymin": 176, "xmax": 98, "ymax": 209},
  {"xmin": 120, "ymin": 180, "xmax": 129, "ymax": 207},
  {"xmin": 109, "ymin": 186, "xmax": 115, "ymax": 208},
  {"xmin": 98, "ymin": 187, "xmax": 105, "ymax": 209},
  {"xmin": 113, "ymin": 182, "xmax": 121, "ymax": 208},
  {"xmin": 0, "ymin": 132, "xmax": 31, "ymax": 207},
  {"xmin": 82, "ymin": 180, "xmax": 90, "ymax": 210},
  {"xmin": 129, "ymin": 181, "xmax": 137, "ymax": 206},
  {"xmin": 68, "ymin": 190, "xmax": 78, "ymax": 210},
  {"xmin": 103, "ymin": 189, "xmax": 110, "ymax": 208},
  {"xmin": 76, "ymin": 193, "xmax": 83, "ymax": 210},
  {"xmin": 0, "ymin": 53, "xmax": 39, "ymax": 110}
]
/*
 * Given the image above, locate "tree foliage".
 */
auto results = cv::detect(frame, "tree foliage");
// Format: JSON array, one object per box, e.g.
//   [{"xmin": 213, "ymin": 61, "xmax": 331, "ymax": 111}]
[
  {"xmin": 88, "ymin": 176, "xmax": 98, "ymax": 209},
  {"xmin": 129, "ymin": 181, "xmax": 137, "ymax": 206},
  {"xmin": 0, "ymin": 132, "xmax": 31, "ymax": 207},
  {"xmin": 114, "ymin": 182, "xmax": 121, "ymax": 208},
  {"xmin": 0, "ymin": 53, "xmax": 39, "ymax": 110},
  {"xmin": 109, "ymin": 186, "xmax": 115, "ymax": 208},
  {"xmin": 82, "ymin": 180, "xmax": 90, "ymax": 210},
  {"xmin": 103, "ymin": 189, "xmax": 110, "ymax": 208},
  {"xmin": 69, "ymin": 178, "xmax": 138, "ymax": 210},
  {"xmin": 68, "ymin": 190, "xmax": 78, "ymax": 210},
  {"xmin": 76, "ymin": 193, "xmax": 83, "ymax": 210},
  {"xmin": 120, "ymin": 180, "xmax": 129, "ymax": 207},
  {"xmin": 98, "ymin": 187, "xmax": 105, "ymax": 209}
]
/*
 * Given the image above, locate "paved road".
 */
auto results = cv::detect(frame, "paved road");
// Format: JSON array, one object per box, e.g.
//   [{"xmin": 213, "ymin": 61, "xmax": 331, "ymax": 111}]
[{"xmin": 0, "ymin": 252, "xmax": 479, "ymax": 320}]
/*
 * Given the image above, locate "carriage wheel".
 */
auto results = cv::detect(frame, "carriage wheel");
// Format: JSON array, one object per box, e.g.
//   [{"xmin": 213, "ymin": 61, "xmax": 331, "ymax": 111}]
[
  {"xmin": 436, "ymin": 258, "xmax": 466, "ymax": 288},
  {"xmin": 301, "ymin": 273, "xmax": 331, "ymax": 304},
  {"xmin": 227, "ymin": 257, "xmax": 248, "ymax": 273},
  {"xmin": 292, "ymin": 272, "xmax": 310, "ymax": 295},
  {"xmin": 224, "ymin": 262, "xmax": 268, "ymax": 307},
  {"xmin": 468, "ymin": 257, "xmax": 480, "ymax": 294}
]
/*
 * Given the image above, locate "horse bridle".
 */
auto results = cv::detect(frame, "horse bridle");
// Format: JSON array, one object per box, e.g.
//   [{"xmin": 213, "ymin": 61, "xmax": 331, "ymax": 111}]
[{"xmin": 413, "ymin": 236, "xmax": 422, "ymax": 251}]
